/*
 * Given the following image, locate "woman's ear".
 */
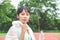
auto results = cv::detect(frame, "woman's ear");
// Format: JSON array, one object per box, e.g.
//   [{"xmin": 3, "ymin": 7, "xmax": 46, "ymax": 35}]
[{"xmin": 16, "ymin": 15, "xmax": 19, "ymax": 20}]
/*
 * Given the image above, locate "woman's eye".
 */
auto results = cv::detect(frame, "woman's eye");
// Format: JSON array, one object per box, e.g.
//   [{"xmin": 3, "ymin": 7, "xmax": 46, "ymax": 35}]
[
  {"xmin": 26, "ymin": 14, "xmax": 29, "ymax": 16},
  {"xmin": 21, "ymin": 13, "xmax": 30, "ymax": 16},
  {"xmin": 21, "ymin": 13, "xmax": 25, "ymax": 15}
]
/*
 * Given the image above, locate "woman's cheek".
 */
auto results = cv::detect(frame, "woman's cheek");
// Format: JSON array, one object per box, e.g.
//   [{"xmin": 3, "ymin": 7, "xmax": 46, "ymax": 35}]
[{"xmin": 27, "ymin": 17, "xmax": 30, "ymax": 22}]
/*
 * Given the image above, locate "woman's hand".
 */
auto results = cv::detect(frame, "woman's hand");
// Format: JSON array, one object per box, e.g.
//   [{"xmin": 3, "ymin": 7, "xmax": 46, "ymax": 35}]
[
  {"xmin": 21, "ymin": 24, "xmax": 28, "ymax": 33},
  {"xmin": 19, "ymin": 24, "xmax": 28, "ymax": 40}
]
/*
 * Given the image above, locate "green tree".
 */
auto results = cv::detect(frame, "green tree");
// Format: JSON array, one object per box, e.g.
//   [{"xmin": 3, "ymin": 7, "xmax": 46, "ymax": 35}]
[
  {"xmin": 0, "ymin": 0, "xmax": 16, "ymax": 32},
  {"xmin": 18, "ymin": 0, "xmax": 58, "ymax": 32},
  {"xmin": 17, "ymin": 0, "xmax": 60, "ymax": 32}
]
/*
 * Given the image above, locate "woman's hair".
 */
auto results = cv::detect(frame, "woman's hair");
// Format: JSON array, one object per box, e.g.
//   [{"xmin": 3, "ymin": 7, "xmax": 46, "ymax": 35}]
[
  {"xmin": 16, "ymin": 6, "xmax": 30, "ymax": 20},
  {"xmin": 17, "ymin": 6, "xmax": 30, "ymax": 15}
]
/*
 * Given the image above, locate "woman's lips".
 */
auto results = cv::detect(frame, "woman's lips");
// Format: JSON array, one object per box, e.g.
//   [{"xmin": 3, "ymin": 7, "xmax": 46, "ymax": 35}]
[{"xmin": 23, "ymin": 19, "xmax": 27, "ymax": 21}]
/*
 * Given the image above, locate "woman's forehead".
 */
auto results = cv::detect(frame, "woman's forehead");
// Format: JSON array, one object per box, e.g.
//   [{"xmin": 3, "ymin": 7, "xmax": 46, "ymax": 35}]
[{"xmin": 21, "ymin": 9, "xmax": 30, "ymax": 14}]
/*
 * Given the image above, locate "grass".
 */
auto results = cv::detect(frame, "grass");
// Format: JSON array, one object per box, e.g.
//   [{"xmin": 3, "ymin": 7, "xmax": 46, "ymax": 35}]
[
  {"xmin": 56, "ymin": 33, "xmax": 60, "ymax": 38},
  {"xmin": 44, "ymin": 30, "xmax": 60, "ymax": 33},
  {"xmin": 0, "ymin": 33, "xmax": 6, "ymax": 36}
]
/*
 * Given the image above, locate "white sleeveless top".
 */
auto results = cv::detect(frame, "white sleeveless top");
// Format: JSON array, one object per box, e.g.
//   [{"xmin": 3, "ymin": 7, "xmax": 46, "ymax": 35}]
[{"xmin": 5, "ymin": 20, "xmax": 35, "ymax": 40}]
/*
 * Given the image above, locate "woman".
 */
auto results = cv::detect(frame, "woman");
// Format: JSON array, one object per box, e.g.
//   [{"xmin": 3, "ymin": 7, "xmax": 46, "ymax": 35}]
[{"xmin": 5, "ymin": 6, "xmax": 35, "ymax": 40}]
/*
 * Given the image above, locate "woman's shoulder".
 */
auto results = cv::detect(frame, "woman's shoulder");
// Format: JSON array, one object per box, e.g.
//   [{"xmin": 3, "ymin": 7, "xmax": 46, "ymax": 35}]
[{"xmin": 12, "ymin": 20, "xmax": 22, "ymax": 27}]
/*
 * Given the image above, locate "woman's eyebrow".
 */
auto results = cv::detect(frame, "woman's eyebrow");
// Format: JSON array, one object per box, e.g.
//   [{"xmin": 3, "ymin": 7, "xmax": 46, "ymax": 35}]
[{"xmin": 24, "ymin": 9, "xmax": 29, "ymax": 13}]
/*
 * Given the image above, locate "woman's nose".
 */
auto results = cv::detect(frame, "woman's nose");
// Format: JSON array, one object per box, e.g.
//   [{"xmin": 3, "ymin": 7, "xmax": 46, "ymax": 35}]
[{"xmin": 24, "ymin": 15, "xmax": 27, "ymax": 18}]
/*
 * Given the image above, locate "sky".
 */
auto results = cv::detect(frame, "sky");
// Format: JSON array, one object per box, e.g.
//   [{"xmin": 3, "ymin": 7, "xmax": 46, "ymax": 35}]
[
  {"xmin": 11, "ymin": 0, "xmax": 22, "ymax": 9},
  {"xmin": 0, "ymin": 0, "xmax": 21, "ymax": 9}
]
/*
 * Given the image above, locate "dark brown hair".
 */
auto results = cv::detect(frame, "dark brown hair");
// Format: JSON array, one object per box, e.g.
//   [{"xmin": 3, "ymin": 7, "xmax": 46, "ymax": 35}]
[
  {"xmin": 17, "ymin": 6, "xmax": 30, "ymax": 15},
  {"xmin": 16, "ymin": 6, "xmax": 30, "ymax": 20}
]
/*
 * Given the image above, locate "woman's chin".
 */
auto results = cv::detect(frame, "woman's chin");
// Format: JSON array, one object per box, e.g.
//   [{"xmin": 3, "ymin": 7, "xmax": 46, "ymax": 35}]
[{"xmin": 23, "ymin": 21, "xmax": 27, "ymax": 24}]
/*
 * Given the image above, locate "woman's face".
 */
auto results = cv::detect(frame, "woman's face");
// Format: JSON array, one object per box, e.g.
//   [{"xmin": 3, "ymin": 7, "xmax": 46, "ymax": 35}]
[{"xmin": 17, "ymin": 9, "xmax": 30, "ymax": 24}]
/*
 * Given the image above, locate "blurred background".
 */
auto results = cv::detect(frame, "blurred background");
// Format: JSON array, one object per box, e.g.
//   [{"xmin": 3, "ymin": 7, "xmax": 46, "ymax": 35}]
[
  {"xmin": 0, "ymin": 0, "xmax": 60, "ymax": 39},
  {"xmin": 0, "ymin": 0, "xmax": 60, "ymax": 40}
]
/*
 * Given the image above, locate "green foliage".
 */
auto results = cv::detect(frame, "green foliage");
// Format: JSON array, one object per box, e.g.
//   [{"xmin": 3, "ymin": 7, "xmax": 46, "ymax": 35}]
[
  {"xmin": 0, "ymin": 0, "xmax": 16, "ymax": 32},
  {"xmin": 18, "ymin": 0, "xmax": 60, "ymax": 32},
  {"xmin": 0, "ymin": 0, "xmax": 60, "ymax": 32}
]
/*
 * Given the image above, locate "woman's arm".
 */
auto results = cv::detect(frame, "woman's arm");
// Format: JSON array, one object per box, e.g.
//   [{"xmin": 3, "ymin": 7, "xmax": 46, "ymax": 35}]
[{"xmin": 19, "ymin": 24, "xmax": 28, "ymax": 40}]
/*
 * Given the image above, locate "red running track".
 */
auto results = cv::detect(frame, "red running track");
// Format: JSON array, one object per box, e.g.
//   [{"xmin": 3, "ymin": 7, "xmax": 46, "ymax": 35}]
[{"xmin": 0, "ymin": 33, "xmax": 60, "ymax": 40}]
